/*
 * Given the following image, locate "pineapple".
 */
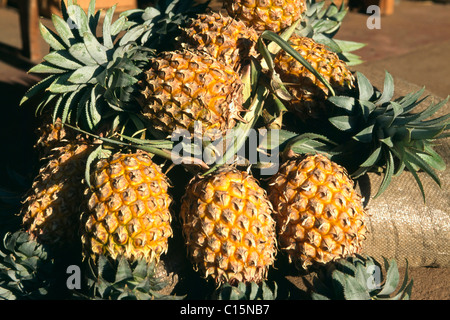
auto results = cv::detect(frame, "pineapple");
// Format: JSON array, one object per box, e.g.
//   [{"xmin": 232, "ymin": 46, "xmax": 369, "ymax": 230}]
[
  {"xmin": 81, "ymin": 151, "xmax": 173, "ymax": 264},
  {"xmin": 34, "ymin": 117, "xmax": 78, "ymax": 159},
  {"xmin": 224, "ymin": 0, "xmax": 307, "ymax": 33},
  {"xmin": 21, "ymin": 142, "xmax": 93, "ymax": 247},
  {"xmin": 180, "ymin": 167, "xmax": 277, "ymax": 284},
  {"xmin": 295, "ymin": 0, "xmax": 366, "ymax": 66},
  {"xmin": 139, "ymin": 50, "xmax": 245, "ymax": 140},
  {"xmin": 267, "ymin": 154, "xmax": 367, "ymax": 270},
  {"xmin": 19, "ymin": 0, "xmax": 228, "ymax": 140},
  {"xmin": 85, "ymin": 255, "xmax": 182, "ymax": 300},
  {"xmin": 311, "ymin": 254, "xmax": 413, "ymax": 300},
  {"xmin": 274, "ymin": 34, "xmax": 354, "ymax": 120},
  {"xmin": 177, "ymin": 12, "xmax": 260, "ymax": 71},
  {"xmin": 20, "ymin": 1, "xmax": 247, "ymax": 143}
]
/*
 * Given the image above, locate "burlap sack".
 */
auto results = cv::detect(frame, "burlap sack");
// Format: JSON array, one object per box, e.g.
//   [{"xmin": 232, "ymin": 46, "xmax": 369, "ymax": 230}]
[{"xmin": 352, "ymin": 64, "xmax": 450, "ymax": 268}]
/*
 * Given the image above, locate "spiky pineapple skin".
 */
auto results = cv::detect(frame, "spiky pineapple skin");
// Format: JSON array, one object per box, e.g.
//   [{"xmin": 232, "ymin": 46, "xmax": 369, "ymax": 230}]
[
  {"xmin": 180, "ymin": 167, "xmax": 277, "ymax": 284},
  {"xmin": 178, "ymin": 12, "xmax": 259, "ymax": 71},
  {"xmin": 274, "ymin": 35, "xmax": 355, "ymax": 119},
  {"xmin": 224, "ymin": 0, "xmax": 307, "ymax": 33},
  {"xmin": 267, "ymin": 154, "xmax": 367, "ymax": 270},
  {"xmin": 22, "ymin": 143, "xmax": 92, "ymax": 247},
  {"xmin": 81, "ymin": 151, "xmax": 173, "ymax": 264},
  {"xmin": 139, "ymin": 50, "xmax": 244, "ymax": 140}
]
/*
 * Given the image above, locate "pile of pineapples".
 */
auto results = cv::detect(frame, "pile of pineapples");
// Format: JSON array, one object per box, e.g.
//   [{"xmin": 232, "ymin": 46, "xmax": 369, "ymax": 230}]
[{"xmin": 1, "ymin": 0, "xmax": 448, "ymax": 300}]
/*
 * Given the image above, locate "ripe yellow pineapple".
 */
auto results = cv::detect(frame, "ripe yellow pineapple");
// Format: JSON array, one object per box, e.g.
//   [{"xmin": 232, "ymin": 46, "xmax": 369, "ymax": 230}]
[
  {"xmin": 224, "ymin": 0, "xmax": 307, "ymax": 33},
  {"xmin": 178, "ymin": 12, "xmax": 260, "ymax": 71},
  {"xmin": 267, "ymin": 154, "xmax": 367, "ymax": 270},
  {"xmin": 81, "ymin": 151, "xmax": 173, "ymax": 264},
  {"xmin": 274, "ymin": 35, "xmax": 355, "ymax": 119},
  {"xmin": 139, "ymin": 50, "xmax": 244, "ymax": 140},
  {"xmin": 180, "ymin": 167, "xmax": 277, "ymax": 284},
  {"xmin": 21, "ymin": 142, "xmax": 93, "ymax": 247}
]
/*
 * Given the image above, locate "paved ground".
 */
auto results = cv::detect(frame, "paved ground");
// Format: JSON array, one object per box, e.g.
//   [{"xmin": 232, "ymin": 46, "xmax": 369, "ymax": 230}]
[
  {"xmin": 338, "ymin": 0, "xmax": 450, "ymax": 99},
  {"xmin": 0, "ymin": 0, "xmax": 449, "ymax": 300}
]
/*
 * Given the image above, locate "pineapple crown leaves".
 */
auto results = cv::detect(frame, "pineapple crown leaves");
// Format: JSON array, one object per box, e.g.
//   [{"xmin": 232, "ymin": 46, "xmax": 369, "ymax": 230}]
[
  {"xmin": 280, "ymin": 132, "xmax": 339, "ymax": 160},
  {"xmin": 297, "ymin": 0, "xmax": 366, "ymax": 66},
  {"xmin": 0, "ymin": 231, "xmax": 56, "ymax": 300},
  {"xmin": 311, "ymin": 254, "xmax": 413, "ymax": 300},
  {"xmin": 327, "ymin": 71, "xmax": 450, "ymax": 201},
  {"xmin": 84, "ymin": 255, "xmax": 182, "ymax": 300},
  {"xmin": 212, "ymin": 281, "xmax": 278, "ymax": 300},
  {"xmin": 119, "ymin": 0, "xmax": 211, "ymax": 51},
  {"xmin": 301, "ymin": 0, "xmax": 349, "ymax": 39},
  {"xmin": 254, "ymin": 128, "xmax": 339, "ymax": 170},
  {"xmin": 20, "ymin": 0, "xmax": 154, "ymax": 133}
]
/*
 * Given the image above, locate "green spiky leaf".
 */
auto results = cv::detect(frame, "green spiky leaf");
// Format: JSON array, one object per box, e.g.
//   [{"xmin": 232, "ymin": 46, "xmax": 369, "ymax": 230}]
[
  {"xmin": 102, "ymin": 5, "xmax": 116, "ymax": 49},
  {"xmin": 82, "ymin": 32, "xmax": 108, "ymax": 65},
  {"xmin": 213, "ymin": 281, "xmax": 278, "ymax": 300},
  {"xmin": 51, "ymin": 13, "xmax": 75, "ymax": 47},
  {"xmin": 297, "ymin": 1, "xmax": 365, "ymax": 65},
  {"xmin": 67, "ymin": 3, "xmax": 90, "ymax": 36},
  {"xmin": 0, "ymin": 231, "xmax": 56, "ymax": 300},
  {"xmin": 43, "ymin": 50, "xmax": 83, "ymax": 70},
  {"xmin": 39, "ymin": 22, "xmax": 66, "ymax": 50}
]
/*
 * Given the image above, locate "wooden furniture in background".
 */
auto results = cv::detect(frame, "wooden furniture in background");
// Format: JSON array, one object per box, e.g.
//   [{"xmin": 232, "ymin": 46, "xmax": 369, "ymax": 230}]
[
  {"xmin": 18, "ymin": 0, "xmax": 41, "ymax": 62},
  {"xmin": 380, "ymin": 0, "xmax": 395, "ymax": 15}
]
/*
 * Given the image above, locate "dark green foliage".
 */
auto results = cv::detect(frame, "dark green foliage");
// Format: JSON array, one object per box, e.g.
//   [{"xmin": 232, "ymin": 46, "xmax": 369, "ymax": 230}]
[
  {"xmin": 212, "ymin": 281, "xmax": 278, "ymax": 300},
  {"xmin": 82, "ymin": 255, "xmax": 183, "ymax": 300}
]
